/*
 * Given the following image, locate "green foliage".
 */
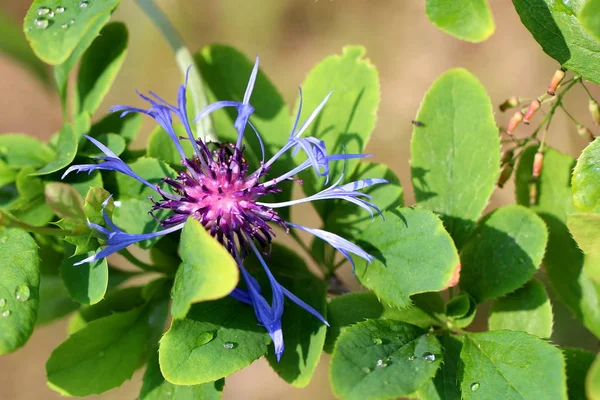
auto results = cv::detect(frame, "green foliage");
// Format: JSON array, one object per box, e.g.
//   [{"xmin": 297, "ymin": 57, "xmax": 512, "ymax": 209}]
[
  {"xmin": 572, "ymin": 137, "xmax": 600, "ymax": 211},
  {"xmin": 10, "ymin": 167, "xmax": 54, "ymax": 226},
  {"xmin": 80, "ymin": 133, "xmax": 126, "ymax": 158},
  {"xmin": 355, "ymin": 207, "xmax": 459, "ymax": 308},
  {"xmin": 512, "ymin": 0, "xmax": 600, "ymax": 84},
  {"xmin": 0, "ymin": 229, "xmax": 40, "ymax": 355},
  {"xmin": 563, "ymin": 348, "xmax": 596, "ymax": 399},
  {"xmin": 425, "ymin": 0, "xmax": 495, "ymax": 42},
  {"xmin": 24, "ymin": 0, "xmax": 121, "ymax": 65},
  {"xmin": 410, "ymin": 68, "xmax": 500, "ymax": 248},
  {"xmin": 580, "ymin": 0, "xmax": 600, "ymax": 40},
  {"xmin": 147, "ymin": 124, "xmax": 194, "ymax": 166},
  {"xmin": 588, "ymin": 354, "xmax": 600, "ymax": 399},
  {"xmin": 31, "ymin": 124, "xmax": 77, "ymax": 176},
  {"xmin": 171, "ymin": 219, "xmax": 238, "ymax": 319},
  {"xmin": 60, "ymin": 247, "xmax": 108, "ymax": 305},
  {"xmin": 0, "ymin": 133, "xmax": 55, "ymax": 168},
  {"xmin": 488, "ymin": 279, "xmax": 554, "ymax": 338},
  {"xmin": 44, "ymin": 182, "xmax": 85, "ymax": 221},
  {"xmin": 89, "ymin": 112, "xmax": 142, "ymax": 145},
  {"xmin": 330, "ymin": 319, "xmax": 442, "ymax": 400},
  {"xmin": 460, "ymin": 331, "xmax": 567, "ymax": 399},
  {"xmin": 417, "ymin": 334, "xmax": 462, "ymax": 400}
]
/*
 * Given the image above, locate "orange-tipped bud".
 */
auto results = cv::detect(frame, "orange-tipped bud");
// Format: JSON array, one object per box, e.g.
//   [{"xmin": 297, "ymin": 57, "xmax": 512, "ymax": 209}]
[
  {"xmin": 589, "ymin": 99, "xmax": 600, "ymax": 125},
  {"xmin": 532, "ymin": 151, "xmax": 544, "ymax": 179},
  {"xmin": 499, "ymin": 96, "xmax": 520, "ymax": 112},
  {"xmin": 497, "ymin": 163, "xmax": 514, "ymax": 188},
  {"xmin": 506, "ymin": 111, "xmax": 524, "ymax": 135},
  {"xmin": 523, "ymin": 99, "xmax": 541, "ymax": 124},
  {"xmin": 529, "ymin": 182, "xmax": 538, "ymax": 205},
  {"xmin": 547, "ymin": 69, "xmax": 566, "ymax": 96},
  {"xmin": 501, "ymin": 149, "xmax": 514, "ymax": 164}
]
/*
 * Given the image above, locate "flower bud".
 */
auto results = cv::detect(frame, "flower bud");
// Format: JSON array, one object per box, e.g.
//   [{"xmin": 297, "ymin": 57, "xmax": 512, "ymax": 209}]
[
  {"xmin": 506, "ymin": 111, "xmax": 524, "ymax": 135},
  {"xmin": 529, "ymin": 182, "xmax": 538, "ymax": 205},
  {"xmin": 589, "ymin": 99, "xmax": 600, "ymax": 125},
  {"xmin": 532, "ymin": 151, "xmax": 544, "ymax": 179},
  {"xmin": 497, "ymin": 163, "xmax": 514, "ymax": 188},
  {"xmin": 577, "ymin": 124, "xmax": 595, "ymax": 141},
  {"xmin": 523, "ymin": 99, "xmax": 541, "ymax": 124},
  {"xmin": 499, "ymin": 96, "xmax": 520, "ymax": 112},
  {"xmin": 501, "ymin": 148, "xmax": 514, "ymax": 164},
  {"xmin": 547, "ymin": 69, "xmax": 566, "ymax": 96}
]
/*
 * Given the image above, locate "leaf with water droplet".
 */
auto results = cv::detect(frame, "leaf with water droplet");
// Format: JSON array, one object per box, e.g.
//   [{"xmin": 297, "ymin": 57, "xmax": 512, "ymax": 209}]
[
  {"xmin": 423, "ymin": 352, "xmax": 436, "ymax": 362},
  {"xmin": 55, "ymin": 6, "xmax": 66, "ymax": 13},
  {"xmin": 470, "ymin": 382, "xmax": 480, "ymax": 392},
  {"xmin": 15, "ymin": 285, "xmax": 30, "ymax": 303},
  {"xmin": 223, "ymin": 341, "xmax": 236, "ymax": 350},
  {"xmin": 0, "ymin": 298, "xmax": 6, "ymax": 308},
  {"xmin": 1, "ymin": 310, "xmax": 11, "ymax": 318}
]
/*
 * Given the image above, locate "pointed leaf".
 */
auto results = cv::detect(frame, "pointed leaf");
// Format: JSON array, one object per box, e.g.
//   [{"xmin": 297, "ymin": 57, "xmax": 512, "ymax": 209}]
[
  {"xmin": 425, "ymin": 0, "xmax": 495, "ymax": 42},
  {"xmin": 31, "ymin": 124, "xmax": 77, "ymax": 176},
  {"xmin": 572, "ymin": 137, "xmax": 600, "ymax": 212}
]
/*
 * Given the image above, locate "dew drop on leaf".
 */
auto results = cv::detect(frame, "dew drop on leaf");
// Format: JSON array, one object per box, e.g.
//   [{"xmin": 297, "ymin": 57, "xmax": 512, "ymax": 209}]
[
  {"xmin": 361, "ymin": 367, "xmax": 371, "ymax": 374},
  {"xmin": 55, "ymin": 6, "xmax": 66, "ymax": 13},
  {"xmin": 470, "ymin": 382, "xmax": 480, "ymax": 391},
  {"xmin": 407, "ymin": 355, "xmax": 416, "ymax": 361},
  {"xmin": 69, "ymin": 19, "xmax": 76, "ymax": 24},
  {"xmin": 15, "ymin": 285, "xmax": 30, "ymax": 302},
  {"xmin": 223, "ymin": 341, "xmax": 236, "ymax": 349},
  {"xmin": 372, "ymin": 338, "xmax": 383, "ymax": 345},
  {"xmin": 61, "ymin": 24, "xmax": 69, "ymax": 29},
  {"xmin": 376, "ymin": 359, "xmax": 387, "ymax": 368},
  {"xmin": 1, "ymin": 310, "xmax": 11, "ymax": 317},
  {"xmin": 79, "ymin": 0, "xmax": 89, "ymax": 8},
  {"xmin": 0, "ymin": 298, "xmax": 6, "ymax": 308},
  {"xmin": 34, "ymin": 18, "xmax": 50, "ymax": 29},
  {"xmin": 195, "ymin": 332, "xmax": 214, "ymax": 348},
  {"xmin": 422, "ymin": 352, "xmax": 436, "ymax": 362},
  {"xmin": 37, "ymin": 6, "xmax": 51, "ymax": 15}
]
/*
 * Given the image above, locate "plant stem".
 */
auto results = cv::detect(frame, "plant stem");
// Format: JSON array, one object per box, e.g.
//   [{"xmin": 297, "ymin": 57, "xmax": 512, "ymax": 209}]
[
  {"xmin": 0, "ymin": 210, "xmax": 73, "ymax": 236},
  {"xmin": 135, "ymin": 0, "xmax": 216, "ymax": 142}
]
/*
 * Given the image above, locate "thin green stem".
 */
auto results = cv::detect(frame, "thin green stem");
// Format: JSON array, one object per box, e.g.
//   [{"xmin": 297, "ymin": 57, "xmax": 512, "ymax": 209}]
[
  {"xmin": 580, "ymin": 81, "xmax": 598, "ymax": 103},
  {"xmin": 136, "ymin": 0, "xmax": 216, "ymax": 142},
  {"xmin": 0, "ymin": 211, "xmax": 73, "ymax": 236}
]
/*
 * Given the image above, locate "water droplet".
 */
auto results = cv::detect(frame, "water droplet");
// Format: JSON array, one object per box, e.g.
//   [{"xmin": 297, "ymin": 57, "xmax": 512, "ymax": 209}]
[
  {"xmin": 16, "ymin": 285, "xmax": 30, "ymax": 302},
  {"xmin": 195, "ymin": 331, "xmax": 214, "ymax": 347},
  {"xmin": 470, "ymin": 382, "xmax": 480, "ymax": 392},
  {"xmin": 423, "ymin": 352, "xmax": 436, "ymax": 362},
  {"xmin": 223, "ymin": 341, "xmax": 237, "ymax": 349},
  {"xmin": 61, "ymin": 24, "xmax": 69, "ymax": 29},
  {"xmin": 376, "ymin": 359, "xmax": 387, "ymax": 368},
  {"xmin": 55, "ymin": 6, "xmax": 66, "ymax": 13},
  {"xmin": 0, "ymin": 298, "xmax": 6, "ymax": 308},
  {"xmin": 372, "ymin": 338, "xmax": 382, "ymax": 345},
  {"xmin": 70, "ymin": 19, "xmax": 76, "ymax": 25},
  {"xmin": 1, "ymin": 310, "xmax": 11, "ymax": 317},
  {"xmin": 34, "ymin": 17, "xmax": 50, "ymax": 29},
  {"xmin": 361, "ymin": 367, "xmax": 371, "ymax": 374},
  {"xmin": 80, "ymin": 0, "xmax": 89, "ymax": 8},
  {"xmin": 37, "ymin": 6, "xmax": 51, "ymax": 15},
  {"xmin": 407, "ymin": 355, "xmax": 416, "ymax": 361}
]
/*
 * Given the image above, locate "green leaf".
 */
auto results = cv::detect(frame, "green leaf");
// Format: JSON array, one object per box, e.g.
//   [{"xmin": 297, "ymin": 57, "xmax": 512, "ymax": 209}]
[
  {"xmin": 425, "ymin": 0, "xmax": 495, "ymax": 42},
  {"xmin": 84, "ymin": 186, "xmax": 113, "ymax": 225},
  {"xmin": 294, "ymin": 46, "xmax": 380, "ymax": 202},
  {"xmin": 512, "ymin": 0, "xmax": 600, "ymax": 84},
  {"xmin": 44, "ymin": 182, "xmax": 85, "ymax": 221},
  {"xmin": 159, "ymin": 297, "xmax": 270, "ymax": 385},
  {"xmin": 60, "ymin": 248, "xmax": 108, "ymax": 305},
  {"xmin": 418, "ymin": 334, "xmax": 463, "ymax": 400},
  {"xmin": 24, "ymin": 0, "xmax": 121, "ymax": 65},
  {"xmin": 459, "ymin": 205, "xmax": 548, "ymax": 302},
  {"xmin": 171, "ymin": 219, "xmax": 238, "ymax": 319},
  {"xmin": 74, "ymin": 22, "xmax": 128, "ymax": 116},
  {"xmin": 568, "ymin": 212, "xmax": 600, "ymax": 256},
  {"xmin": 572, "ymin": 137, "xmax": 600, "ymax": 212},
  {"xmin": 37, "ymin": 274, "xmax": 79, "ymax": 325},
  {"xmin": 488, "ymin": 279, "xmax": 553, "ymax": 338},
  {"xmin": 461, "ymin": 331, "xmax": 567, "ymax": 399},
  {"xmin": 147, "ymin": 123, "xmax": 195, "ymax": 166},
  {"xmin": 0, "ymin": 133, "xmax": 55, "ymax": 168},
  {"xmin": 111, "ymin": 198, "xmax": 166, "ymax": 249},
  {"xmin": 89, "ymin": 112, "xmax": 142, "ymax": 145},
  {"xmin": 46, "ymin": 308, "xmax": 149, "ymax": 396},
  {"xmin": 587, "ymin": 353, "xmax": 600, "ymax": 400},
  {"xmin": 355, "ymin": 207, "xmax": 460, "ymax": 308},
  {"xmin": 581, "ymin": 0, "xmax": 600, "ymax": 40},
  {"xmin": 410, "ymin": 69, "xmax": 500, "ymax": 248},
  {"xmin": 114, "ymin": 157, "xmax": 176, "ymax": 199},
  {"xmin": 329, "ymin": 319, "xmax": 442, "ymax": 400},
  {"xmin": 563, "ymin": 348, "xmax": 595, "ymax": 400},
  {"xmin": 0, "ymin": 160, "xmax": 18, "ymax": 187},
  {"xmin": 31, "ymin": 124, "xmax": 77, "ymax": 176},
  {"xmin": 64, "ymin": 169, "xmax": 103, "ymax": 198},
  {"xmin": 0, "ymin": 229, "xmax": 40, "ymax": 355},
  {"xmin": 80, "ymin": 133, "xmax": 126, "ymax": 158},
  {"xmin": 516, "ymin": 145, "xmax": 600, "ymax": 338},
  {"xmin": 9, "ymin": 167, "xmax": 54, "ymax": 226},
  {"xmin": 140, "ymin": 350, "xmax": 224, "ymax": 400}
]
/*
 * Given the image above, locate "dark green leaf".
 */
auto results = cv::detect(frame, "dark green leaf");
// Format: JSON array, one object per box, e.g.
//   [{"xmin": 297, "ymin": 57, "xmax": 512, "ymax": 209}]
[
  {"xmin": 159, "ymin": 297, "xmax": 270, "ymax": 385},
  {"xmin": 44, "ymin": 182, "xmax": 85, "ymax": 221},
  {"xmin": 147, "ymin": 123, "xmax": 194, "ymax": 166},
  {"xmin": 459, "ymin": 205, "xmax": 548, "ymax": 302},
  {"xmin": 65, "ymin": 169, "xmax": 103, "ymax": 198},
  {"xmin": 563, "ymin": 348, "xmax": 595, "ymax": 400},
  {"xmin": 418, "ymin": 334, "xmax": 462, "ymax": 400},
  {"xmin": 36, "ymin": 274, "xmax": 79, "ymax": 325},
  {"xmin": 512, "ymin": 0, "xmax": 600, "ymax": 84},
  {"xmin": 488, "ymin": 279, "xmax": 553, "ymax": 338},
  {"xmin": 330, "ymin": 319, "xmax": 442, "ymax": 400},
  {"xmin": 0, "ymin": 229, "xmax": 40, "ymax": 354},
  {"xmin": 60, "ymin": 247, "xmax": 108, "ymax": 305},
  {"xmin": 0, "ymin": 133, "xmax": 54, "ymax": 168},
  {"xmin": 410, "ymin": 68, "xmax": 500, "ymax": 248},
  {"xmin": 581, "ymin": 0, "xmax": 600, "ymax": 40},
  {"xmin": 46, "ymin": 308, "xmax": 149, "ymax": 396},
  {"xmin": 89, "ymin": 112, "xmax": 142, "ymax": 144},
  {"xmin": 355, "ymin": 207, "xmax": 460, "ymax": 308},
  {"xmin": 111, "ymin": 198, "xmax": 166, "ymax": 249},
  {"xmin": 24, "ymin": 0, "xmax": 121, "ymax": 65},
  {"xmin": 31, "ymin": 124, "xmax": 77, "ymax": 176},
  {"xmin": 171, "ymin": 219, "xmax": 239, "ymax": 319},
  {"xmin": 425, "ymin": 0, "xmax": 495, "ymax": 42},
  {"xmin": 460, "ymin": 331, "xmax": 567, "ymax": 399},
  {"xmin": 572, "ymin": 137, "xmax": 600, "ymax": 212}
]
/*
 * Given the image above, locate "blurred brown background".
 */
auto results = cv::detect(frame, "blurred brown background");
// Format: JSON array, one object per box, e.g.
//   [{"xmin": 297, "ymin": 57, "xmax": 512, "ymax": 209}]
[{"xmin": 0, "ymin": 1, "xmax": 598, "ymax": 399}]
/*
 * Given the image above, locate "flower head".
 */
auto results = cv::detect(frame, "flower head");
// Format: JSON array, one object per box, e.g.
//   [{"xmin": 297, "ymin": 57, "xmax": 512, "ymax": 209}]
[{"xmin": 63, "ymin": 57, "xmax": 386, "ymax": 360}]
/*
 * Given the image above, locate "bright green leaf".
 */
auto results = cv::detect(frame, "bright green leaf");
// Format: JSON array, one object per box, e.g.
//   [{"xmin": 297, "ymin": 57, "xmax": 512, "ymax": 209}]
[
  {"xmin": 84, "ymin": 186, "xmax": 113, "ymax": 225},
  {"xmin": 330, "ymin": 319, "xmax": 442, "ymax": 400},
  {"xmin": 426, "ymin": 0, "xmax": 495, "ymax": 42},
  {"xmin": 31, "ymin": 124, "xmax": 77, "ymax": 176},
  {"xmin": 0, "ymin": 229, "xmax": 40, "ymax": 355},
  {"xmin": 147, "ymin": 123, "xmax": 194, "ymax": 165},
  {"xmin": 60, "ymin": 248, "xmax": 108, "ymax": 305},
  {"xmin": 568, "ymin": 212, "xmax": 600, "ymax": 256},
  {"xmin": 587, "ymin": 353, "xmax": 600, "ymax": 400},
  {"xmin": 581, "ymin": 0, "xmax": 600, "ymax": 40},
  {"xmin": 0, "ymin": 133, "xmax": 55, "ymax": 168},
  {"xmin": 410, "ymin": 68, "xmax": 500, "ymax": 248},
  {"xmin": 459, "ymin": 205, "xmax": 548, "ymax": 302},
  {"xmin": 89, "ymin": 112, "xmax": 142, "ymax": 145},
  {"xmin": 572, "ymin": 137, "xmax": 600, "ymax": 212},
  {"xmin": 355, "ymin": 207, "xmax": 460, "ymax": 308},
  {"xmin": 46, "ymin": 308, "xmax": 149, "ymax": 396},
  {"xmin": 24, "ymin": 0, "xmax": 121, "ymax": 65},
  {"xmin": 171, "ymin": 219, "xmax": 239, "ymax": 319},
  {"xmin": 44, "ymin": 182, "xmax": 85, "ymax": 221},
  {"xmin": 563, "ymin": 348, "xmax": 596, "ymax": 400},
  {"xmin": 80, "ymin": 133, "xmax": 126, "ymax": 158},
  {"xmin": 460, "ymin": 330, "xmax": 567, "ymax": 399},
  {"xmin": 512, "ymin": 0, "xmax": 600, "ymax": 84},
  {"xmin": 0, "ymin": 160, "xmax": 17, "ymax": 187},
  {"xmin": 9, "ymin": 167, "xmax": 53, "ymax": 226},
  {"xmin": 418, "ymin": 334, "xmax": 462, "ymax": 400},
  {"xmin": 488, "ymin": 279, "xmax": 553, "ymax": 338}
]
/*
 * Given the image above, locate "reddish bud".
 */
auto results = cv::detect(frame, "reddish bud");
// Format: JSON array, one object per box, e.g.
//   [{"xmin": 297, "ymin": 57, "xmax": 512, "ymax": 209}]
[
  {"xmin": 523, "ymin": 99, "xmax": 541, "ymax": 124},
  {"xmin": 506, "ymin": 111, "xmax": 524, "ymax": 135},
  {"xmin": 501, "ymin": 149, "xmax": 514, "ymax": 164},
  {"xmin": 547, "ymin": 69, "xmax": 566, "ymax": 96},
  {"xmin": 499, "ymin": 96, "xmax": 520, "ymax": 112},
  {"xmin": 497, "ymin": 163, "xmax": 514, "ymax": 188},
  {"xmin": 589, "ymin": 99, "xmax": 600, "ymax": 125},
  {"xmin": 532, "ymin": 151, "xmax": 544, "ymax": 179}
]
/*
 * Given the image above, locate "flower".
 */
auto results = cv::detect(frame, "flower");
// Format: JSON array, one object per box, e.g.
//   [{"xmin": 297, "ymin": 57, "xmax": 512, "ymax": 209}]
[{"xmin": 63, "ymin": 58, "xmax": 386, "ymax": 360}]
